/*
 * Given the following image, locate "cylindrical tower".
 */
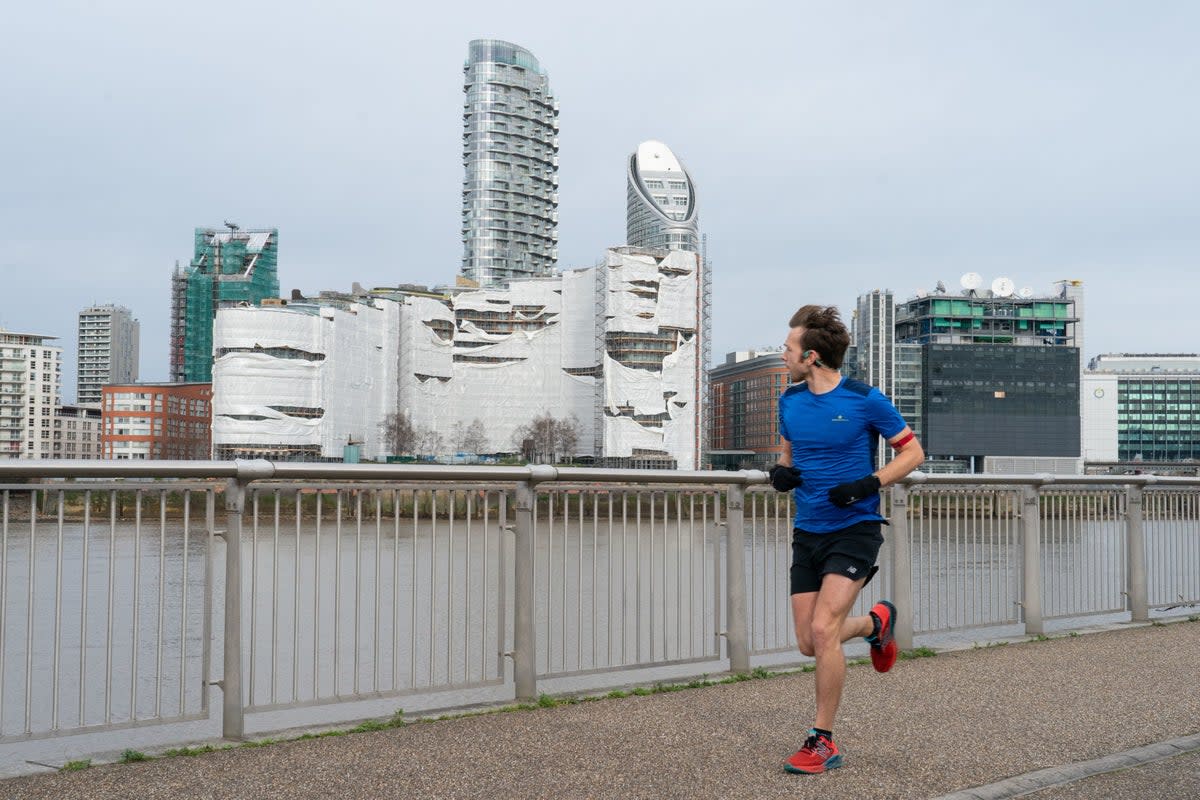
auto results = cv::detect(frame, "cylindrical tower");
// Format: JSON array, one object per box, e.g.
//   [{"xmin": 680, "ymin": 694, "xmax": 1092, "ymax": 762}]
[{"xmin": 461, "ymin": 40, "xmax": 559, "ymax": 286}]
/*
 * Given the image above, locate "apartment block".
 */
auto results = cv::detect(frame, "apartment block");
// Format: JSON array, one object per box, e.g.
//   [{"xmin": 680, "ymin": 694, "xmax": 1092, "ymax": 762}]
[{"xmin": 101, "ymin": 383, "xmax": 212, "ymax": 460}]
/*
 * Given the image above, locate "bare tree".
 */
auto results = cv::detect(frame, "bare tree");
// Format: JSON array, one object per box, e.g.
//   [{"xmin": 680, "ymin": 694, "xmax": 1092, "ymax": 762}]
[
  {"xmin": 460, "ymin": 418, "xmax": 489, "ymax": 453},
  {"xmin": 415, "ymin": 428, "xmax": 444, "ymax": 458},
  {"xmin": 382, "ymin": 411, "xmax": 417, "ymax": 455},
  {"xmin": 513, "ymin": 412, "xmax": 580, "ymax": 464}
]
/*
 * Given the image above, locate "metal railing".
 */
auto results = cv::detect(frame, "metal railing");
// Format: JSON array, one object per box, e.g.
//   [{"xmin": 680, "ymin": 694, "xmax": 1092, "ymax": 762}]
[
  {"xmin": 0, "ymin": 479, "xmax": 216, "ymax": 744},
  {"xmin": 1, "ymin": 461, "xmax": 1197, "ymax": 751}
]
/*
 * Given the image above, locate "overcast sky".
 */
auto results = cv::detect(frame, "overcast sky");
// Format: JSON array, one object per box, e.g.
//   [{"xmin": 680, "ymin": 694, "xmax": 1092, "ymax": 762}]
[{"xmin": 3, "ymin": 1, "xmax": 1197, "ymax": 402}]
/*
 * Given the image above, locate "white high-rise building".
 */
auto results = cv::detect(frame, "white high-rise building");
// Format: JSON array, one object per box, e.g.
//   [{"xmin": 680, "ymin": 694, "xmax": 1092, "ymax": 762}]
[
  {"xmin": 461, "ymin": 39, "xmax": 559, "ymax": 286},
  {"xmin": 77, "ymin": 304, "xmax": 140, "ymax": 405},
  {"xmin": 626, "ymin": 140, "xmax": 700, "ymax": 254},
  {"xmin": 0, "ymin": 329, "xmax": 63, "ymax": 460}
]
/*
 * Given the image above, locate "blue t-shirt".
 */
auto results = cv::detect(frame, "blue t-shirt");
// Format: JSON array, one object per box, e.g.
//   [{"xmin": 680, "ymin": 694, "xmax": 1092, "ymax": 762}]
[{"xmin": 778, "ymin": 376, "xmax": 907, "ymax": 533}]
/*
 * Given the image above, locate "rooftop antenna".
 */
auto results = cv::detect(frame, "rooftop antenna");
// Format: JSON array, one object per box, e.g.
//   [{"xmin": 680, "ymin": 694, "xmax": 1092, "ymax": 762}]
[
  {"xmin": 960, "ymin": 272, "xmax": 982, "ymax": 295},
  {"xmin": 1018, "ymin": 286, "xmax": 1034, "ymax": 298},
  {"xmin": 224, "ymin": 220, "xmax": 240, "ymax": 232},
  {"xmin": 935, "ymin": 280, "xmax": 947, "ymax": 294}
]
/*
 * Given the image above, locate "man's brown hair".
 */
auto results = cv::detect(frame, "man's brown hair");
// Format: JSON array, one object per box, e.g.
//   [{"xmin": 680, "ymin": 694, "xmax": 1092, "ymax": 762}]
[{"xmin": 789, "ymin": 305, "xmax": 850, "ymax": 369}]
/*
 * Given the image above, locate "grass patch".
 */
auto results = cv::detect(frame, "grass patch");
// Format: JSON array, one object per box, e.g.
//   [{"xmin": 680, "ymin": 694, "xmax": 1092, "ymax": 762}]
[
  {"xmin": 352, "ymin": 719, "xmax": 391, "ymax": 732},
  {"xmin": 119, "ymin": 749, "xmax": 149, "ymax": 763},
  {"xmin": 1188, "ymin": 615, "xmax": 1199, "ymax": 623},
  {"xmin": 241, "ymin": 738, "xmax": 279, "ymax": 748},
  {"xmin": 60, "ymin": 759, "xmax": 91, "ymax": 772},
  {"xmin": 163, "ymin": 745, "xmax": 219, "ymax": 757},
  {"xmin": 899, "ymin": 646, "xmax": 937, "ymax": 660}
]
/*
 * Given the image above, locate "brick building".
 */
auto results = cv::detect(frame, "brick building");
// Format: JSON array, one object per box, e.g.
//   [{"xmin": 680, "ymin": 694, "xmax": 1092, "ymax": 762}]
[{"xmin": 101, "ymin": 383, "xmax": 212, "ymax": 460}]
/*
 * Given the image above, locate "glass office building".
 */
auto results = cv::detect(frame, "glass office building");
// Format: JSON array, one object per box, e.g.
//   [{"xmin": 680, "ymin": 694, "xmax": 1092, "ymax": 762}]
[
  {"xmin": 461, "ymin": 40, "xmax": 559, "ymax": 286},
  {"xmin": 1084, "ymin": 354, "xmax": 1200, "ymax": 465},
  {"xmin": 626, "ymin": 140, "xmax": 699, "ymax": 253},
  {"xmin": 896, "ymin": 289, "xmax": 1081, "ymax": 471}
]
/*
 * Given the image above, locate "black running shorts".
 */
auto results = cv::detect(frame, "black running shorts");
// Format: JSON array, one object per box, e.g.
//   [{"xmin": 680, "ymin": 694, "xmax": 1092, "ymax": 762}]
[{"xmin": 789, "ymin": 521, "xmax": 884, "ymax": 595}]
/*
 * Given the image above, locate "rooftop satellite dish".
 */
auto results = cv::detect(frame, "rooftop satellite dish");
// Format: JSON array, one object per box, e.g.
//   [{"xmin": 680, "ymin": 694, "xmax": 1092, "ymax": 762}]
[
  {"xmin": 991, "ymin": 277, "xmax": 1015, "ymax": 297},
  {"xmin": 960, "ymin": 272, "xmax": 982, "ymax": 291},
  {"xmin": 915, "ymin": 288, "xmax": 928, "ymax": 298},
  {"xmin": 1019, "ymin": 286, "xmax": 1034, "ymax": 298},
  {"xmin": 935, "ymin": 280, "xmax": 947, "ymax": 294}
]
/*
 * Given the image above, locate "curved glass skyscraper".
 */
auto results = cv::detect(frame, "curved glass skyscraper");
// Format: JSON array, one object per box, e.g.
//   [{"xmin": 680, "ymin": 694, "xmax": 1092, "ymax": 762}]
[
  {"xmin": 626, "ymin": 140, "xmax": 699, "ymax": 253},
  {"xmin": 461, "ymin": 40, "xmax": 559, "ymax": 286}
]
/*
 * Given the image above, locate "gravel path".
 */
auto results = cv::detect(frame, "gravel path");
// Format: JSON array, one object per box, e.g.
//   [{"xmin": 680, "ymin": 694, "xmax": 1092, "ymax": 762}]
[{"xmin": 2, "ymin": 620, "xmax": 1198, "ymax": 800}]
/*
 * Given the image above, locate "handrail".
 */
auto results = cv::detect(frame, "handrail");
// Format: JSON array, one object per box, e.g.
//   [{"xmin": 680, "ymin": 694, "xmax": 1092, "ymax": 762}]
[{"xmin": 1, "ymin": 460, "xmax": 1197, "ymax": 487}]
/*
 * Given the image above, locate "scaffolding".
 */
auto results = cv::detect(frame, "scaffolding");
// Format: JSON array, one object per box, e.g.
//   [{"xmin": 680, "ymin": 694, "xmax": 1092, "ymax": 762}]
[{"xmin": 172, "ymin": 227, "xmax": 280, "ymax": 383}]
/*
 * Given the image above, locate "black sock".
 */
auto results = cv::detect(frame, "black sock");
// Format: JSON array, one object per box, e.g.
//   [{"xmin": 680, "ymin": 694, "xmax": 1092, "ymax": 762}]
[
  {"xmin": 813, "ymin": 727, "xmax": 833, "ymax": 741},
  {"xmin": 866, "ymin": 611, "xmax": 881, "ymax": 643}
]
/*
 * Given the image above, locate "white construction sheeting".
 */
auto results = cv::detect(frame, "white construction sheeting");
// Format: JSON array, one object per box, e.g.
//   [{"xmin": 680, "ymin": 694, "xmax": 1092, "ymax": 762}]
[
  {"xmin": 212, "ymin": 300, "xmax": 398, "ymax": 459},
  {"xmin": 398, "ymin": 279, "xmax": 593, "ymax": 457},
  {"xmin": 210, "ymin": 245, "xmax": 704, "ymax": 468},
  {"xmin": 599, "ymin": 248, "xmax": 702, "ymax": 469},
  {"xmin": 560, "ymin": 268, "xmax": 598, "ymax": 369}
]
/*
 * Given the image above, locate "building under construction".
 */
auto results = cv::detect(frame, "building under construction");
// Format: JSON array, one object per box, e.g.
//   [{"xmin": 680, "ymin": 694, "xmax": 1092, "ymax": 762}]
[{"xmin": 170, "ymin": 226, "xmax": 279, "ymax": 383}]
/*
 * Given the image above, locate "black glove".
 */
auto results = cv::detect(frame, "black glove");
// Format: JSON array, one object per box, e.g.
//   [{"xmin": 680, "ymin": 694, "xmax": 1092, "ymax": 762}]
[
  {"xmin": 768, "ymin": 464, "xmax": 803, "ymax": 492},
  {"xmin": 828, "ymin": 474, "xmax": 881, "ymax": 506}
]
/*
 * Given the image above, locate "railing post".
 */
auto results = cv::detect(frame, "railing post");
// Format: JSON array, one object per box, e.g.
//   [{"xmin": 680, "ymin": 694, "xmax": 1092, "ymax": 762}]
[
  {"xmin": 201, "ymin": 490, "xmax": 216, "ymax": 712},
  {"xmin": 1126, "ymin": 484, "xmax": 1149, "ymax": 622},
  {"xmin": 724, "ymin": 484, "xmax": 750, "ymax": 674},
  {"xmin": 512, "ymin": 466, "xmax": 555, "ymax": 702},
  {"xmin": 1020, "ymin": 485, "xmax": 1044, "ymax": 636},
  {"xmin": 890, "ymin": 485, "xmax": 914, "ymax": 651},
  {"xmin": 221, "ymin": 477, "xmax": 246, "ymax": 740}
]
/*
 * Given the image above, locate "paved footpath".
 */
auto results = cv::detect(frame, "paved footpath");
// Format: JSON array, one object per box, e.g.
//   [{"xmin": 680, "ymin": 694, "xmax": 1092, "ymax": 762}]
[{"xmin": 2, "ymin": 620, "xmax": 1198, "ymax": 800}]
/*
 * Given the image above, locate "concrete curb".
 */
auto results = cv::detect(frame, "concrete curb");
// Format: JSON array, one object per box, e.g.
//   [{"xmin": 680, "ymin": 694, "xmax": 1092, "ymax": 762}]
[{"xmin": 932, "ymin": 732, "xmax": 1200, "ymax": 799}]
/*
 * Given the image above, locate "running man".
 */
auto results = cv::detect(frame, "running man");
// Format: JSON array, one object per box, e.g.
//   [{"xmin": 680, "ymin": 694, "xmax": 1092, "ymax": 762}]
[{"xmin": 769, "ymin": 304, "xmax": 924, "ymax": 774}]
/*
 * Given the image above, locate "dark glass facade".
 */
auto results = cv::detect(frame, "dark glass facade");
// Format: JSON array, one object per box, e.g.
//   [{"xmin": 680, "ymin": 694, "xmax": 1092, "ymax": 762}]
[{"xmin": 923, "ymin": 344, "xmax": 1080, "ymax": 459}]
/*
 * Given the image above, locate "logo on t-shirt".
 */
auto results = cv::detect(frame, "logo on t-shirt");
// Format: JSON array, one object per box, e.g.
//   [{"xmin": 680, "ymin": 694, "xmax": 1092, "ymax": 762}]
[{"xmin": 832, "ymin": 414, "xmax": 849, "ymax": 423}]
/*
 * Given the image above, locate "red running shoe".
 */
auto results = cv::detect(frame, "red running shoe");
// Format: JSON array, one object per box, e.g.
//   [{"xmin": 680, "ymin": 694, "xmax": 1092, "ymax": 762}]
[
  {"xmin": 784, "ymin": 730, "xmax": 842, "ymax": 774},
  {"xmin": 869, "ymin": 600, "xmax": 898, "ymax": 673}
]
